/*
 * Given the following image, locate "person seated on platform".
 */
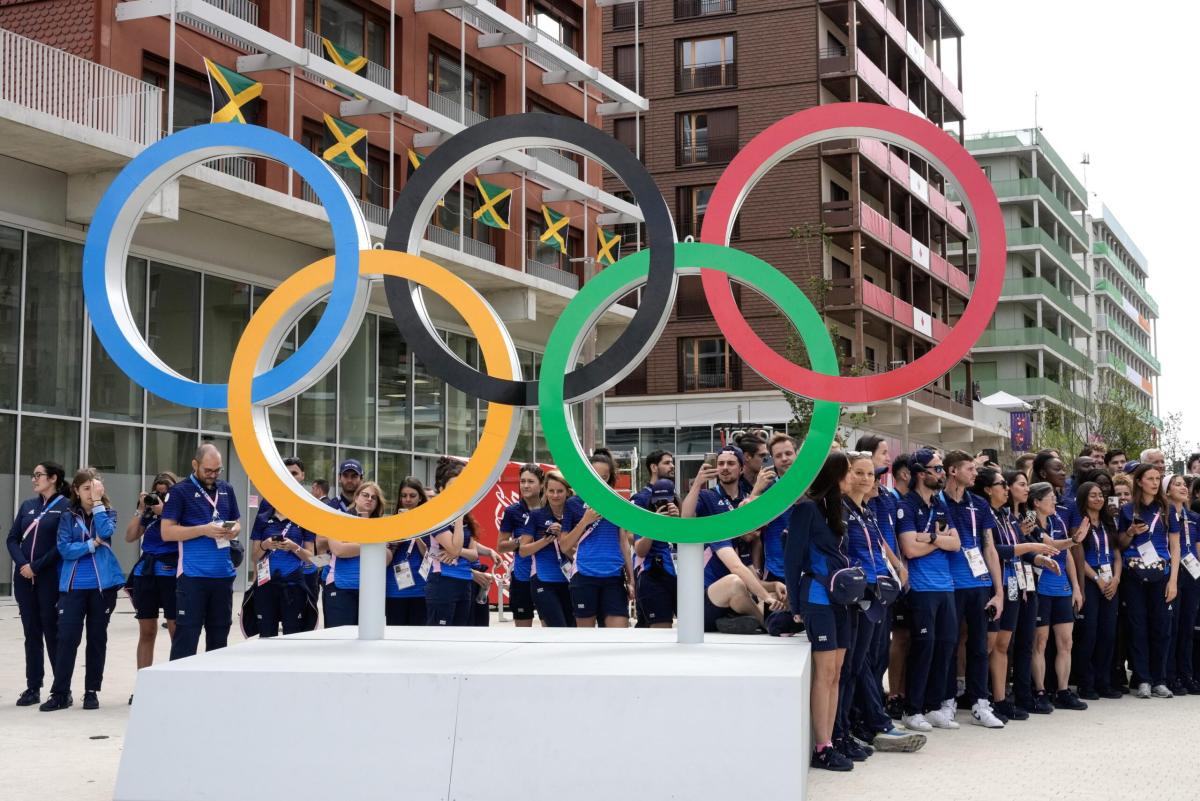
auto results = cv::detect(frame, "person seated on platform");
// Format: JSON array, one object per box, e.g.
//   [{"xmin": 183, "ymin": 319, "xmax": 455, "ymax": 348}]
[
  {"xmin": 497, "ymin": 465, "xmax": 544, "ymax": 628},
  {"xmin": 323, "ymin": 481, "xmax": 386, "ymax": 629},
  {"xmin": 632, "ymin": 479, "xmax": 680, "ymax": 628},
  {"xmin": 558, "ymin": 449, "xmax": 635, "ymax": 629},
  {"xmin": 521, "ymin": 471, "xmax": 579, "ymax": 628},
  {"xmin": 424, "ymin": 458, "xmax": 481, "ymax": 627},
  {"xmin": 385, "ymin": 478, "xmax": 430, "ymax": 627},
  {"xmin": 683, "ymin": 445, "xmax": 784, "ymax": 635}
]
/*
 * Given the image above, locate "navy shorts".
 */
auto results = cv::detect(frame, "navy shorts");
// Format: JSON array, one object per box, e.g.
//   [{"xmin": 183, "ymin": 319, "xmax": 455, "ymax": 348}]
[
  {"xmin": 569, "ymin": 573, "xmax": 629, "ymax": 620},
  {"xmin": 507, "ymin": 578, "xmax": 535, "ymax": 621},
  {"xmin": 130, "ymin": 573, "xmax": 177, "ymax": 620},
  {"xmin": 1036, "ymin": 593, "xmax": 1075, "ymax": 626},
  {"xmin": 799, "ymin": 601, "xmax": 851, "ymax": 652},
  {"xmin": 890, "ymin": 591, "xmax": 912, "ymax": 630},
  {"xmin": 636, "ymin": 570, "xmax": 676, "ymax": 624},
  {"xmin": 704, "ymin": 593, "xmax": 732, "ymax": 632},
  {"xmin": 989, "ymin": 590, "xmax": 1022, "ymax": 633}
]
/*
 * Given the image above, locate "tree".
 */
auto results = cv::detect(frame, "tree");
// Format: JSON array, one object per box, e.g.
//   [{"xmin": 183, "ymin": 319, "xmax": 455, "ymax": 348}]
[{"xmin": 1032, "ymin": 371, "xmax": 1159, "ymax": 457}]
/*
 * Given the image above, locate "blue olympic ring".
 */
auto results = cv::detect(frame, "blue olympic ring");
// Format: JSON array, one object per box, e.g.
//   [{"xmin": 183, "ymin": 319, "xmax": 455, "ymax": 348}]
[{"xmin": 82, "ymin": 124, "xmax": 370, "ymax": 409}]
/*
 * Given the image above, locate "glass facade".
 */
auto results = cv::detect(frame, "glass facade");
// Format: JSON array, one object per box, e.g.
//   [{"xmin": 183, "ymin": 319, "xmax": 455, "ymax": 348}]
[{"xmin": 0, "ymin": 222, "xmax": 604, "ymax": 593}]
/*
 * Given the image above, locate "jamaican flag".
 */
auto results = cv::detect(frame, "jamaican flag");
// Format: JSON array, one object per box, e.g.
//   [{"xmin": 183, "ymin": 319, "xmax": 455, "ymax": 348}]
[
  {"xmin": 596, "ymin": 227, "xmax": 621, "ymax": 267},
  {"xmin": 540, "ymin": 205, "xmax": 570, "ymax": 253},
  {"xmin": 407, "ymin": 149, "xmax": 444, "ymax": 206},
  {"xmin": 322, "ymin": 114, "xmax": 367, "ymax": 175},
  {"xmin": 204, "ymin": 58, "xmax": 261, "ymax": 124},
  {"xmin": 321, "ymin": 37, "xmax": 367, "ymax": 97},
  {"xmin": 473, "ymin": 178, "xmax": 511, "ymax": 230}
]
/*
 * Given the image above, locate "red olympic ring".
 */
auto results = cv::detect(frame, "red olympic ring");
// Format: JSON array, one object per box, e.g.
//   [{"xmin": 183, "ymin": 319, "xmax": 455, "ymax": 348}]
[{"xmin": 700, "ymin": 103, "xmax": 1005, "ymax": 403}]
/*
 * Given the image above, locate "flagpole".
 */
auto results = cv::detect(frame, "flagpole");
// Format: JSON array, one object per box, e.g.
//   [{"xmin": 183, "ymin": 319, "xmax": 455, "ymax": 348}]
[{"xmin": 167, "ymin": 0, "xmax": 176, "ymax": 135}]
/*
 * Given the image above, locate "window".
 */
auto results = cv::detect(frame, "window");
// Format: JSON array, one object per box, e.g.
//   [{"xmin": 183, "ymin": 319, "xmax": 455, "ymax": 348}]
[
  {"xmin": 677, "ymin": 108, "xmax": 737, "ymax": 166},
  {"xmin": 143, "ymin": 56, "xmax": 236, "ymax": 132},
  {"xmin": 613, "ymin": 116, "xmax": 646, "ymax": 162},
  {"xmin": 829, "ymin": 182, "xmax": 850, "ymax": 202},
  {"xmin": 612, "ymin": 1, "xmax": 644, "ymax": 29},
  {"xmin": 678, "ymin": 185, "xmax": 713, "ymax": 239},
  {"xmin": 676, "ymin": 35, "xmax": 736, "ymax": 92},
  {"xmin": 434, "ymin": 183, "xmax": 495, "ymax": 249},
  {"xmin": 306, "ymin": 0, "xmax": 387, "ymax": 65},
  {"xmin": 527, "ymin": 211, "xmax": 582, "ymax": 273},
  {"xmin": 675, "ymin": 275, "xmax": 740, "ymax": 318},
  {"xmin": 529, "ymin": 0, "xmax": 581, "ymax": 54},
  {"xmin": 675, "ymin": 0, "xmax": 736, "ymax": 20},
  {"xmin": 300, "ymin": 119, "xmax": 390, "ymax": 208},
  {"xmin": 23, "ymin": 234, "xmax": 84, "ymax": 415},
  {"xmin": 428, "ymin": 46, "xmax": 496, "ymax": 119},
  {"xmin": 613, "ymin": 43, "xmax": 643, "ymax": 91},
  {"xmin": 0, "ymin": 226, "xmax": 22, "ymax": 410},
  {"xmin": 681, "ymin": 337, "xmax": 737, "ymax": 392}
]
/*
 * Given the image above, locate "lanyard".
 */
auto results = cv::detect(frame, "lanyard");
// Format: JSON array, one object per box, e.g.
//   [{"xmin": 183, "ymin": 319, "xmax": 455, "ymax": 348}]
[
  {"xmin": 844, "ymin": 500, "xmax": 876, "ymax": 570},
  {"xmin": 965, "ymin": 501, "xmax": 977, "ymax": 547},
  {"xmin": 189, "ymin": 475, "xmax": 221, "ymax": 521},
  {"xmin": 1088, "ymin": 515, "xmax": 1110, "ymax": 561},
  {"xmin": 22, "ymin": 494, "xmax": 64, "ymax": 544},
  {"xmin": 1180, "ymin": 509, "xmax": 1193, "ymax": 550}
]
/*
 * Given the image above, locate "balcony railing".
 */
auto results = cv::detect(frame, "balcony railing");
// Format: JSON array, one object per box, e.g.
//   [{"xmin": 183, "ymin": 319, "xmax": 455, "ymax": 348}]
[
  {"xmin": 1095, "ymin": 279, "xmax": 1152, "ymax": 333},
  {"xmin": 677, "ymin": 134, "xmax": 739, "ymax": 166},
  {"xmin": 675, "ymin": 0, "xmax": 736, "ymax": 20},
  {"xmin": 179, "ymin": 0, "xmax": 259, "ymax": 49},
  {"xmin": 0, "ymin": 26, "xmax": 162, "ymax": 147},
  {"xmin": 204, "ymin": 156, "xmax": 256, "ymax": 183},
  {"xmin": 1003, "ymin": 227, "xmax": 1090, "ymax": 291},
  {"xmin": 676, "ymin": 61, "xmax": 737, "ymax": 92},
  {"xmin": 427, "ymin": 90, "xmax": 488, "ymax": 126},
  {"xmin": 975, "ymin": 377, "xmax": 1088, "ymax": 413},
  {"xmin": 530, "ymin": 147, "xmax": 579, "ymax": 179},
  {"xmin": 612, "ymin": 2, "xmax": 645, "ymax": 29},
  {"xmin": 425, "ymin": 224, "xmax": 497, "ymax": 264},
  {"xmin": 1097, "ymin": 315, "xmax": 1161, "ymax": 374},
  {"xmin": 526, "ymin": 258, "xmax": 579, "ymax": 289},
  {"xmin": 1002, "ymin": 276, "xmax": 1090, "ymax": 331},
  {"xmin": 975, "ymin": 328, "xmax": 1093, "ymax": 372},
  {"xmin": 1093, "ymin": 242, "xmax": 1158, "ymax": 316},
  {"xmin": 304, "ymin": 29, "xmax": 391, "ymax": 92},
  {"xmin": 300, "ymin": 182, "xmax": 387, "ymax": 228},
  {"xmin": 990, "ymin": 178, "xmax": 1088, "ymax": 245}
]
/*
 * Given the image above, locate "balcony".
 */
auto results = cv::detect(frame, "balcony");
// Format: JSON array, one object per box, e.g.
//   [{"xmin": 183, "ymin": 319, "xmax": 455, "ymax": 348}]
[
  {"xmin": 976, "ymin": 377, "xmax": 1087, "ymax": 413},
  {"xmin": 1096, "ymin": 315, "xmax": 1161, "ymax": 374},
  {"xmin": 0, "ymin": 26, "xmax": 161, "ymax": 148},
  {"xmin": 677, "ymin": 134, "xmax": 739, "ymax": 167},
  {"xmin": 828, "ymin": 278, "xmax": 948, "ymax": 342},
  {"xmin": 205, "ymin": 156, "xmax": 256, "ymax": 183},
  {"xmin": 427, "ymin": 90, "xmax": 488, "ymax": 126},
  {"xmin": 425, "ymin": 223, "xmax": 497, "ymax": 264},
  {"xmin": 1093, "ymin": 242, "xmax": 1158, "ymax": 316},
  {"xmin": 675, "ymin": 0, "xmax": 736, "ymax": 19},
  {"xmin": 178, "ymin": 0, "xmax": 259, "ymax": 49},
  {"xmin": 1003, "ymin": 227, "xmax": 1089, "ymax": 290},
  {"xmin": 1095, "ymin": 279, "xmax": 1152, "ymax": 334},
  {"xmin": 529, "ymin": 147, "xmax": 579, "ymax": 179},
  {"xmin": 1001, "ymin": 276, "xmax": 1090, "ymax": 331},
  {"xmin": 526, "ymin": 258, "xmax": 580, "ymax": 289},
  {"xmin": 304, "ymin": 29, "xmax": 391, "ymax": 92},
  {"xmin": 1098, "ymin": 350, "xmax": 1155, "ymax": 397},
  {"xmin": 974, "ymin": 328, "xmax": 1093, "ymax": 372},
  {"xmin": 677, "ymin": 61, "xmax": 737, "ymax": 92},
  {"xmin": 990, "ymin": 178, "xmax": 1088, "ymax": 245},
  {"xmin": 966, "ymin": 129, "xmax": 1086, "ymax": 203}
]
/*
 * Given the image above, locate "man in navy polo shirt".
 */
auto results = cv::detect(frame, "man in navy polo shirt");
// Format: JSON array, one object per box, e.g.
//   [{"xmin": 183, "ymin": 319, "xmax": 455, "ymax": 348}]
[
  {"xmin": 631, "ymin": 450, "xmax": 675, "ymax": 627},
  {"xmin": 326, "ymin": 460, "xmax": 363, "ymax": 513},
  {"xmin": 941, "ymin": 449, "xmax": 1006, "ymax": 728},
  {"xmin": 897, "ymin": 449, "xmax": 961, "ymax": 732},
  {"xmin": 162, "ymin": 444, "xmax": 242, "ymax": 660}
]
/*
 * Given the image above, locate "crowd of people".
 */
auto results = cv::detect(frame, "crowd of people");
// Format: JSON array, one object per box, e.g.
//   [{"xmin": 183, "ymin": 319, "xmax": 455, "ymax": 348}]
[{"xmin": 8, "ymin": 434, "xmax": 1199, "ymax": 775}]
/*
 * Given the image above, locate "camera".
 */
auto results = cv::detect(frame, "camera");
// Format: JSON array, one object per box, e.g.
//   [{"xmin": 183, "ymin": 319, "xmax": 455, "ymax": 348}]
[{"xmin": 143, "ymin": 491, "xmax": 162, "ymax": 507}]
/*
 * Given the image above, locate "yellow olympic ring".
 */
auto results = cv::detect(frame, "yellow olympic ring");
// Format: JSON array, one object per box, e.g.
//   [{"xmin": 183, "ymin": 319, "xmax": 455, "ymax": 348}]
[{"xmin": 228, "ymin": 250, "xmax": 517, "ymax": 544}]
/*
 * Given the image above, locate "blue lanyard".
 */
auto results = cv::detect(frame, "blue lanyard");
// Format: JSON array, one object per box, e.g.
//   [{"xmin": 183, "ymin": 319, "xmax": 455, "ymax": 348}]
[{"xmin": 189, "ymin": 475, "xmax": 221, "ymax": 521}]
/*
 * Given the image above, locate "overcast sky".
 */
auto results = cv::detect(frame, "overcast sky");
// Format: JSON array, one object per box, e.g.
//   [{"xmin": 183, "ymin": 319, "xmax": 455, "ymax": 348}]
[{"xmin": 947, "ymin": 1, "xmax": 1198, "ymax": 447}]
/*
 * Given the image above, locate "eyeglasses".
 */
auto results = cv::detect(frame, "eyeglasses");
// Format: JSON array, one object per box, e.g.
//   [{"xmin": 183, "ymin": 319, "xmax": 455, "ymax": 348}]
[
  {"xmin": 198, "ymin": 466, "xmax": 223, "ymax": 476},
  {"xmin": 31, "ymin": 472, "xmax": 47, "ymax": 480},
  {"xmin": 991, "ymin": 481, "xmax": 1008, "ymax": 488},
  {"xmin": 360, "ymin": 494, "xmax": 380, "ymax": 502},
  {"xmin": 930, "ymin": 465, "xmax": 946, "ymax": 473}
]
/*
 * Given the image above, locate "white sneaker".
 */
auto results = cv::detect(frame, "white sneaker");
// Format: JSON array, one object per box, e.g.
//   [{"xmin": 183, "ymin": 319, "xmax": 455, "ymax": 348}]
[
  {"xmin": 941, "ymin": 699, "xmax": 959, "ymax": 720},
  {"xmin": 1135, "ymin": 682, "xmax": 1152, "ymax": 699},
  {"xmin": 901, "ymin": 713, "xmax": 933, "ymax": 732},
  {"xmin": 971, "ymin": 699, "xmax": 1005, "ymax": 728},
  {"xmin": 926, "ymin": 708, "xmax": 960, "ymax": 729},
  {"xmin": 872, "ymin": 727, "xmax": 927, "ymax": 753},
  {"xmin": 1152, "ymin": 684, "xmax": 1174, "ymax": 698}
]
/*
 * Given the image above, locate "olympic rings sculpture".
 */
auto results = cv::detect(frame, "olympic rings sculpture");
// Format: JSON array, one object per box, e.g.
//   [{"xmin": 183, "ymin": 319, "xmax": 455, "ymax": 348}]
[{"xmin": 82, "ymin": 103, "xmax": 1003, "ymax": 546}]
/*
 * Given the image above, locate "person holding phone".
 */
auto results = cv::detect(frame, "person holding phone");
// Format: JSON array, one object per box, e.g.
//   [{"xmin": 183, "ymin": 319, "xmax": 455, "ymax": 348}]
[
  {"xmin": 895, "ymin": 449, "xmax": 962, "ymax": 732},
  {"xmin": 42, "ymin": 469, "xmax": 125, "ymax": 711},
  {"xmin": 124, "ymin": 472, "xmax": 179, "ymax": 686},
  {"xmin": 425, "ymin": 459, "xmax": 481, "ymax": 627},
  {"xmin": 632, "ymin": 479, "xmax": 680, "ymax": 628},
  {"xmin": 8, "ymin": 461, "xmax": 70, "ymax": 708},
  {"xmin": 496, "ymin": 466, "xmax": 544, "ymax": 628},
  {"xmin": 161, "ymin": 444, "xmax": 241, "ymax": 661},
  {"xmin": 521, "ymin": 471, "xmax": 579, "ymax": 627},
  {"xmin": 1118, "ymin": 463, "xmax": 1180, "ymax": 698},
  {"xmin": 1070, "ymin": 481, "xmax": 1123, "ymax": 700},
  {"xmin": 1027, "ymin": 482, "xmax": 1086, "ymax": 712},
  {"xmin": 1164, "ymin": 474, "xmax": 1200, "ymax": 694},
  {"xmin": 324, "ymin": 482, "xmax": 386, "ymax": 628},
  {"xmin": 386, "ymin": 478, "xmax": 430, "ymax": 626},
  {"xmin": 249, "ymin": 473, "xmax": 317, "ymax": 638}
]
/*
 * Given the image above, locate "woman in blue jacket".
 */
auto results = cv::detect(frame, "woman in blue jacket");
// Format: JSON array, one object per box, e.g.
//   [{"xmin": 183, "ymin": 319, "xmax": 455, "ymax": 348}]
[
  {"xmin": 7, "ymin": 460, "xmax": 69, "ymax": 708},
  {"xmin": 42, "ymin": 469, "xmax": 125, "ymax": 712}
]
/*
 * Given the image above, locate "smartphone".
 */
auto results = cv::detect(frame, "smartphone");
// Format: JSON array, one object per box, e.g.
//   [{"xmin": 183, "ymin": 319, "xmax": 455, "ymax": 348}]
[
  {"xmin": 980, "ymin": 448, "xmax": 999, "ymax": 465},
  {"xmin": 702, "ymin": 452, "xmax": 717, "ymax": 470},
  {"xmin": 762, "ymin": 453, "xmax": 774, "ymax": 474},
  {"xmin": 221, "ymin": 520, "xmax": 236, "ymax": 530},
  {"xmin": 985, "ymin": 602, "xmax": 998, "ymax": 621},
  {"xmin": 1107, "ymin": 496, "xmax": 1120, "ymax": 511},
  {"xmin": 1024, "ymin": 510, "xmax": 1037, "ymax": 526},
  {"xmin": 270, "ymin": 534, "xmax": 285, "ymax": 542}
]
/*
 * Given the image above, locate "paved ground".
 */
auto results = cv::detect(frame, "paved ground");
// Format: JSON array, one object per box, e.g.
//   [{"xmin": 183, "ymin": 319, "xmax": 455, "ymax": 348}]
[{"xmin": 1, "ymin": 594, "xmax": 1195, "ymax": 800}]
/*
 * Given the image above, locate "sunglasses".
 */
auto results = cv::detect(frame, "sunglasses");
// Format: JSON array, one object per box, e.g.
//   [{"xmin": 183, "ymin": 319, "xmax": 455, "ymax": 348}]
[
  {"xmin": 360, "ymin": 493, "xmax": 381, "ymax": 502},
  {"xmin": 991, "ymin": 481, "xmax": 1008, "ymax": 488},
  {"xmin": 928, "ymin": 465, "xmax": 946, "ymax": 474}
]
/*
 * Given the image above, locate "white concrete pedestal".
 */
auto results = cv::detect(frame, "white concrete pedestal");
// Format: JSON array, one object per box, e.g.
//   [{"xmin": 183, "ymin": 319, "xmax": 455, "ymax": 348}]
[{"xmin": 115, "ymin": 627, "xmax": 811, "ymax": 801}]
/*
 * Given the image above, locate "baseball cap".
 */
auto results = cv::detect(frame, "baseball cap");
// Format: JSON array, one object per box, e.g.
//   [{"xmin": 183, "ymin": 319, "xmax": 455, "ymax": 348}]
[
  {"xmin": 339, "ymin": 459, "xmax": 364, "ymax": 476},
  {"xmin": 650, "ymin": 479, "xmax": 676, "ymax": 505},
  {"xmin": 718, "ymin": 445, "xmax": 745, "ymax": 466},
  {"xmin": 873, "ymin": 466, "xmax": 890, "ymax": 478},
  {"xmin": 766, "ymin": 611, "xmax": 805, "ymax": 637},
  {"xmin": 1122, "ymin": 460, "xmax": 1141, "ymax": 474},
  {"xmin": 908, "ymin": 448, "xmax": 937, "ymax": 473}
]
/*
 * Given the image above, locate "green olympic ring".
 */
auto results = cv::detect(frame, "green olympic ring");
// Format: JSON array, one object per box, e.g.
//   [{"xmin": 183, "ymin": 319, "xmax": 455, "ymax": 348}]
[{"xmin": 538, "ymin": 241, "xmax": 842, "ymax": 544}]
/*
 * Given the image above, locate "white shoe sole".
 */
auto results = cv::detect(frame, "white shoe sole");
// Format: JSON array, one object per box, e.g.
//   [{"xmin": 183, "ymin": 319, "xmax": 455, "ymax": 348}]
[
  {"xmin": 971, "ymin": 714, "xmax": 1005, "ymax": 729},
  {"xmin": 873, "ymin": 733, "xmax": 927, "ymax": 753}
]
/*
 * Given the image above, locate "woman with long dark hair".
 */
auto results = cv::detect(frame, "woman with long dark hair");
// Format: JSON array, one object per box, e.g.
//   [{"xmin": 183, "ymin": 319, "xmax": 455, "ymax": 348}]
[
  {"xmin": 425, "ymin": 459, "xmax": 482, "ymax": 626},
  {"xmin": 787, "ymin": 451, "xmax": 855, "ymax": 771},
  {"xmin": 42, "ymin": 469, "xmax": 125, "ymax": 711},
  {"xmin": 1117, "ymin": 463, "xmax": 1180, "ymax": 698},
  {"xmin": 1069, "ymin": 480, "xmax": 1122, "ymax": 700},
  {"xmin": 521, "ymin": 470, "xmax": 580, "ymax": 627},
  {"xmin": 8, "ymin": 461, "xmax": 68, "ymax": 707},
  {"xmin": 386, "ymin": 477, "xmax": 429, "ymax": 626},
  {"xmin": 975, "ymin": 468, "xmax": 1056, "ymax": 721},
  {"xmin": 497, "ymin": 465, "xmax": 544, "ymax": 628},
  {"xmin": 125, "ymin": 472, "xmax": 180, "ymax": 681},
  {"xmin": 1164, "ymin": 474, "xmax": 1200, "ymax": 694},
  {"xmin": 324, "ymin": 481, "xmax": 387, "ymax": 628}
]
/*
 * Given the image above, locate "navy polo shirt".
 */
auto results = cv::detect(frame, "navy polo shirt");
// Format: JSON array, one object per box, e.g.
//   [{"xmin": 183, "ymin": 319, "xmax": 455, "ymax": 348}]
[
  {"xmin": 161, "ymin": 476, "xmax": 240, "ymax": 579},
  {"xmin": 896, "ymin": 491, "xmax": 954, "ymax": 592}
]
